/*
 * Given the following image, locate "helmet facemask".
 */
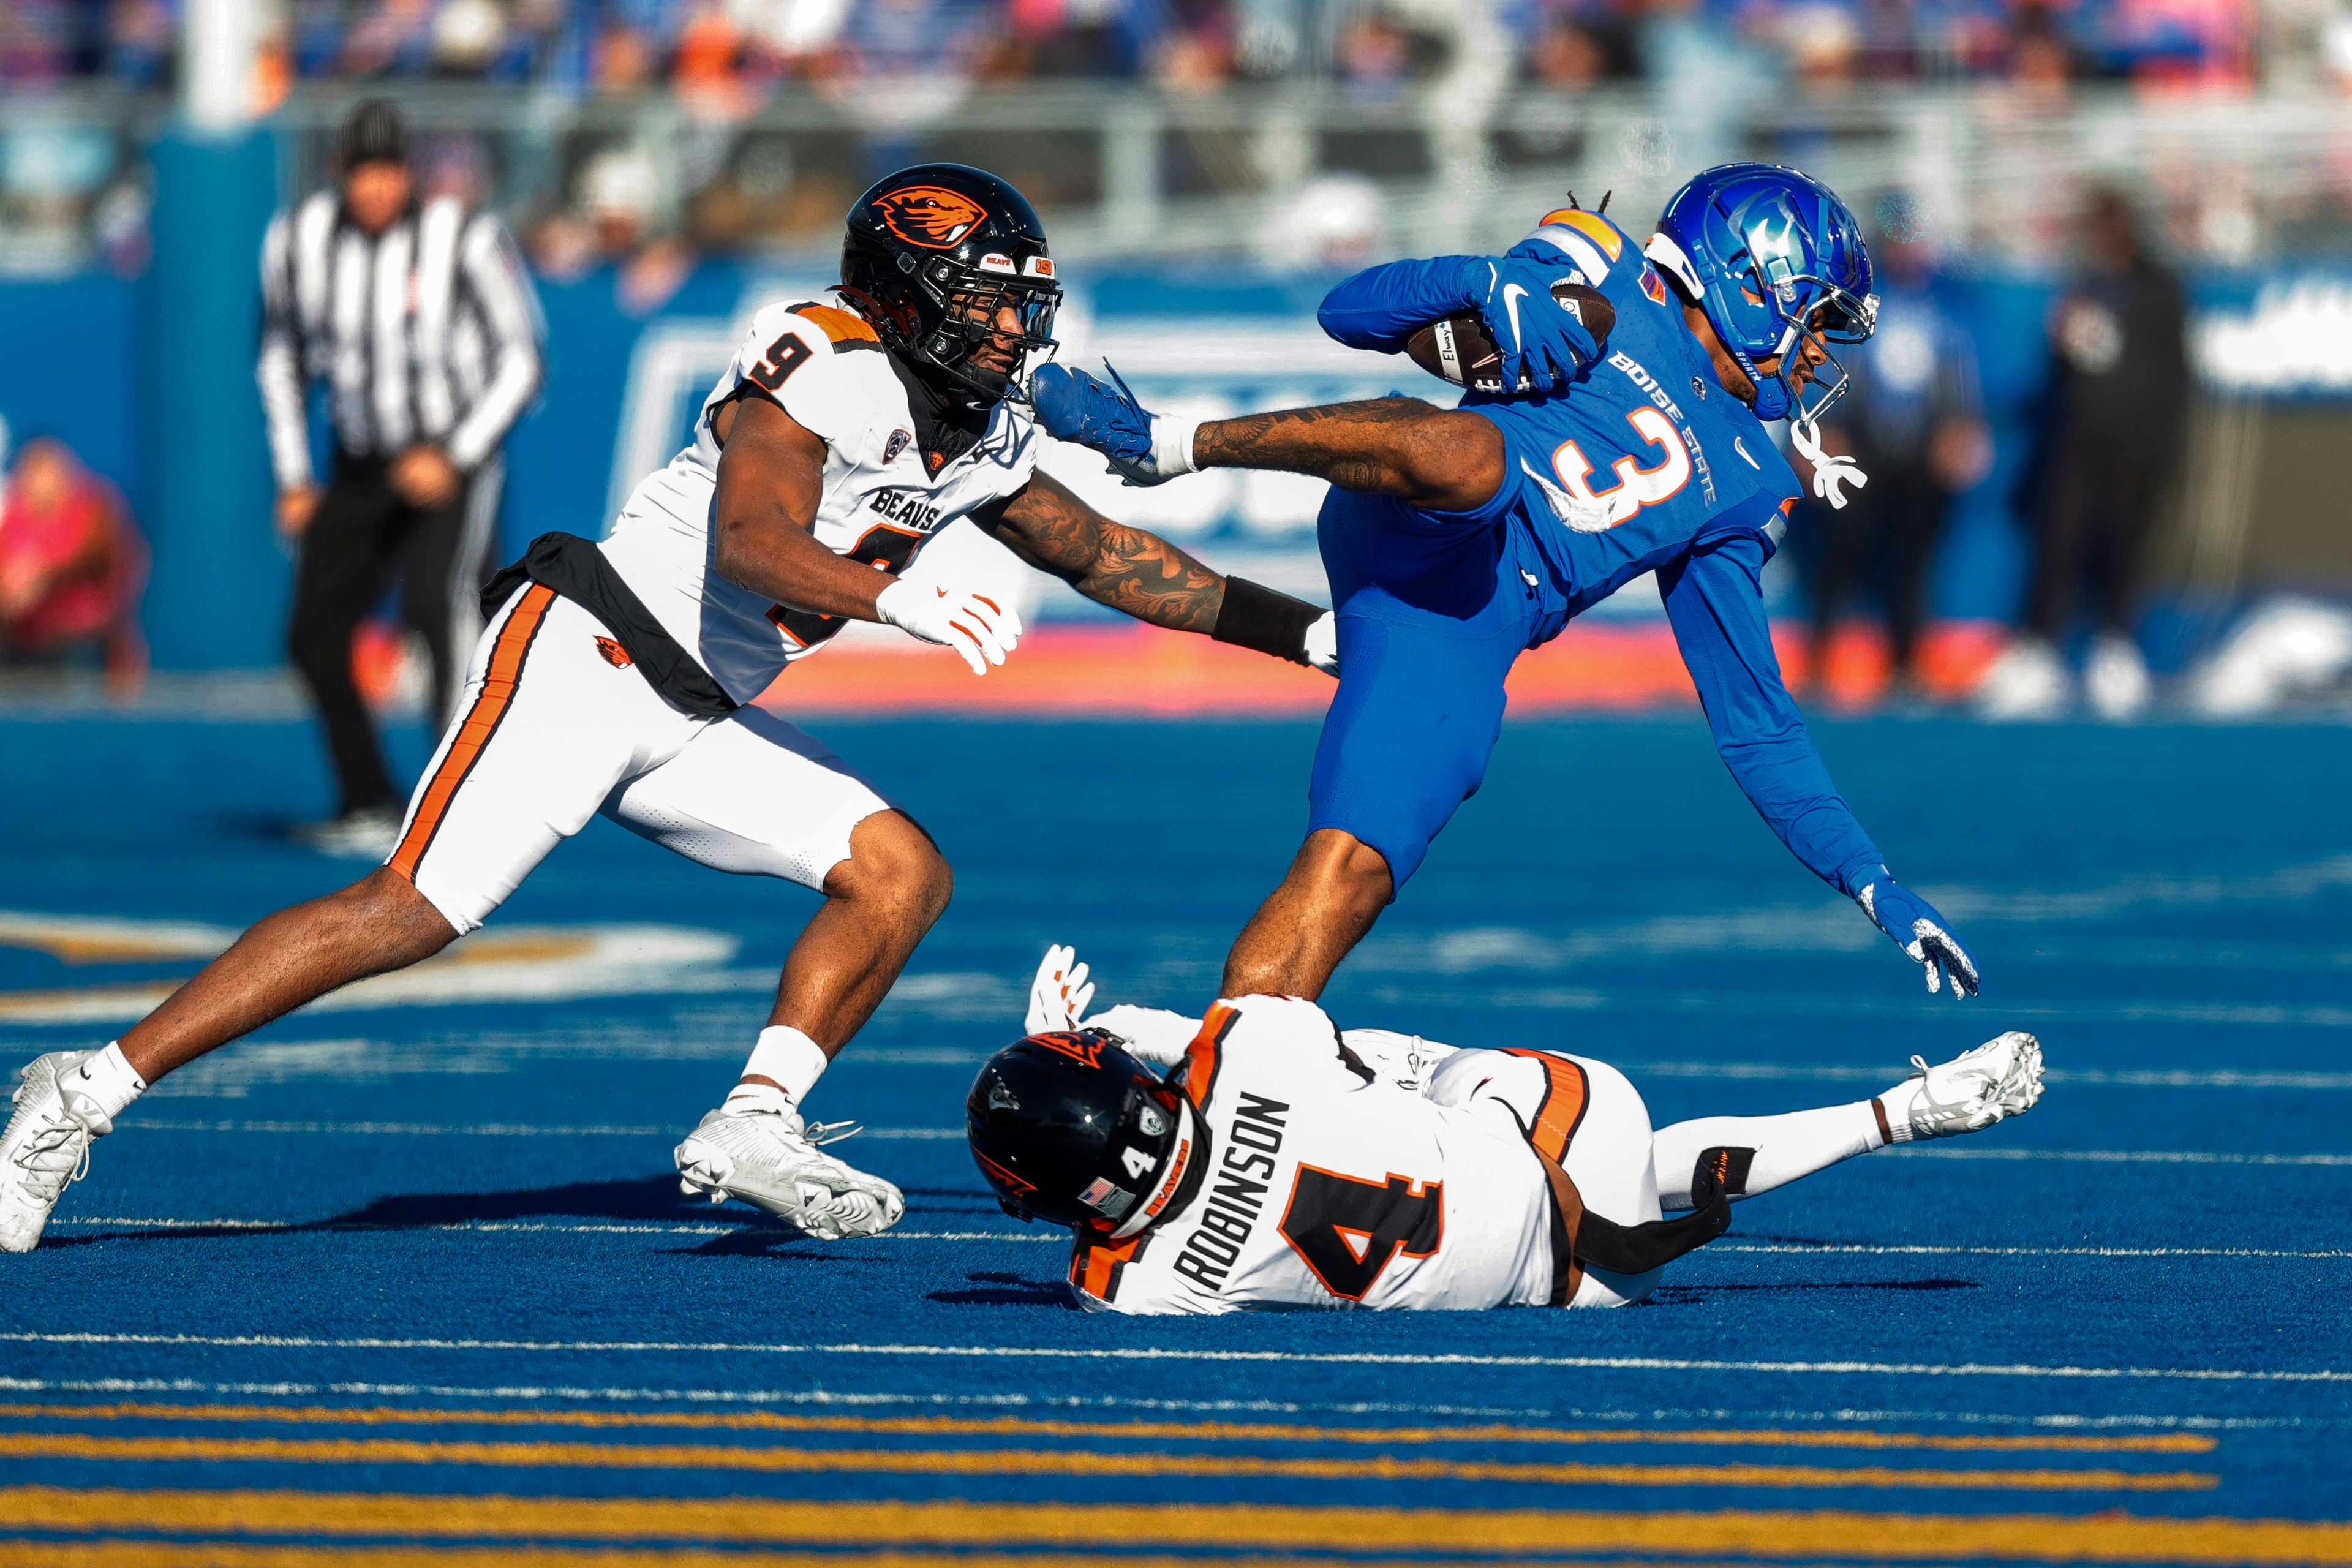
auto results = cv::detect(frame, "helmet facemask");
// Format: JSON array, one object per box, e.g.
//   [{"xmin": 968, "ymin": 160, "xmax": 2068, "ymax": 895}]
[
  {"xmin": 1754, "ymin": 266, "xmax": 1877, "ymax": 436},
  {"xmin": 845, "ymin": 251, "xmax": 1062, "ymax": 410}
]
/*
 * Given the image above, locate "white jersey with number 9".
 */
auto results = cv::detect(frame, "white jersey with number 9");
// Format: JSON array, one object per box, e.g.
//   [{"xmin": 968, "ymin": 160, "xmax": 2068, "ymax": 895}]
[{"xmin": 597, "ymin": 300, "xmax": 1039, "ymax": 704}]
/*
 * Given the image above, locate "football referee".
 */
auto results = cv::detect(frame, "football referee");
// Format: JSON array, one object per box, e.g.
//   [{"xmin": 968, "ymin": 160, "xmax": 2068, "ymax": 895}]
[{"xmin": 258, "ymin": 98, "xmax": 545, "ymax": 854}]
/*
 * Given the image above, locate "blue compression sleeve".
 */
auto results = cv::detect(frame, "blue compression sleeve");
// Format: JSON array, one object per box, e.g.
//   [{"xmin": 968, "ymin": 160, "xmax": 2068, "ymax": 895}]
[
  {"xmin": 1317, "ymin": 256, "xmax": 1488, "ymax": 352},
  {"xmin": 1659, "ymin": 530, "xmax": 1886, "ymax": 897}
]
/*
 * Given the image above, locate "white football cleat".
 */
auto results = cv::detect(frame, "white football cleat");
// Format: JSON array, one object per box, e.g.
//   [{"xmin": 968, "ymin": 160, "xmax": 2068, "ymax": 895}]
[
  {"xmin": 674, "ymin": 1105, "xmax": 905, "ymax": 1240},
  {"xmin": 1, "ymin": 1051, "xmax": 115, "ymax": 1254},
  {"xmin": 1880, "ymin": 1032, "xmax": 2045, "ymax": 1143}
]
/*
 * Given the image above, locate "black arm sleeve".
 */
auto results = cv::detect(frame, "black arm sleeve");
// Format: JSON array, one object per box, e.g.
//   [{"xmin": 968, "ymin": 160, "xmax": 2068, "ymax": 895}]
[{"xmin": 1212, "ymin": 576, "xmax": 1324, "ymax": 665}]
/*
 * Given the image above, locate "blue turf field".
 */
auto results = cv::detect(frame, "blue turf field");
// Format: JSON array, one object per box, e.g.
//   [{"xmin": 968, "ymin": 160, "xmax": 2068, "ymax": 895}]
[{"xmin": 3, "ymin": 703, "xmax": 2350, "ymax": 1565}]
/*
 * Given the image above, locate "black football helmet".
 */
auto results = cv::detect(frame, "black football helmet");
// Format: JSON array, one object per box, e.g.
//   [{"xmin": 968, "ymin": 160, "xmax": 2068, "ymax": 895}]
[
  {"xmin": 967, "ymin": 1031, "xmax": 1200, "ymax": 1240},
  {"xmin": 840, "ymin": 163, "xmax": 1062, "ymax": 410}
]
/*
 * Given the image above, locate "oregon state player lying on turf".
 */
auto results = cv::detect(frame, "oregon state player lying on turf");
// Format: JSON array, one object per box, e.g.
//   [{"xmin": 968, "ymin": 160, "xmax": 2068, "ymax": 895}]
[
  {"xmin": 970, "ymin": 950, "xmax": 2043, "ymax": 1313},
  {"xmin": 0, "ymin": 164, "xmax": 1339, "ymax": 1255},
  {"xmin": 1034, "ymin": 164, "xmax": 1980, "ymax": 1010}
]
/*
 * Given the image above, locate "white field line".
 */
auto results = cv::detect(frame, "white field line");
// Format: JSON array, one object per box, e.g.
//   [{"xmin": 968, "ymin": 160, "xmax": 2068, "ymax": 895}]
[
  {"xmin": 1630, "ymin": 1063, "xmax": 2352, "ymax": 1090},
  {"xmin": 7, "ymin": 1374, "xmax": 2319, "ymax": 1433},
  {"xmin": 6, "ymin": 1330, "xmax": 2347, "ymax": 1384},
  {"xmin": 50, "ymin": 1218, "xmax": 1041, "ymax": 1242},
  {"xmin": 121, "ymin": 1121, "xmax": 2352, "ymax": 1164},
  {"xmin": 132, "ymin": 1121, "xmax": 962, "ymax": 1139},
  {"xmin": 43, "ymin": 1218, "xmax": 2352, "ymax": 1261}
]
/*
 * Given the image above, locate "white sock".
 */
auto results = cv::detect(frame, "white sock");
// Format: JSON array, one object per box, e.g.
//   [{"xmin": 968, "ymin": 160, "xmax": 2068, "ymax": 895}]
[
  {"xmin": 1651, "ymin": 1102, "xmax": 1883, "ymax": 1210},
  {"xmin": 726, "ymin": 1025, "xmax": 829, "ymax": 1114},
  {"xmin": 68, "ymin": 1043, "xmax": 147, "ymax": 1120}
]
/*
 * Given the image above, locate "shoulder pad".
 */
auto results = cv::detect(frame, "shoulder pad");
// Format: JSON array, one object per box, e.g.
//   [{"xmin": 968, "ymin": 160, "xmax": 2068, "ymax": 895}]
[
  {"xmin": 790, "ymin": 301, "xmax": 885, "ymax": 353},
  {"xmin": 1520, "ymin": 208, "xmax": 1629, "ymax": 283}
]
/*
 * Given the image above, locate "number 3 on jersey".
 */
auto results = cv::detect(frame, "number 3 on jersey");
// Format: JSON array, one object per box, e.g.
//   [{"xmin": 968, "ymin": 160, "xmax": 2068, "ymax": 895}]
[
  {"xmin": 1548, "ymin": 406, "xmax": 1692, "ymax": 524},
  {"xmin": 1278, "ymin": 1165, "xmax": 1444, "ymax": 1301}
]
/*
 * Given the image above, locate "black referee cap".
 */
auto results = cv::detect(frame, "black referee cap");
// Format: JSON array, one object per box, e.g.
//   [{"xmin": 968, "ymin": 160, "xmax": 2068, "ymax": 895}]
[{"xmin": 336, "ymin": 98, "xmax": 410, "ymax": 171}]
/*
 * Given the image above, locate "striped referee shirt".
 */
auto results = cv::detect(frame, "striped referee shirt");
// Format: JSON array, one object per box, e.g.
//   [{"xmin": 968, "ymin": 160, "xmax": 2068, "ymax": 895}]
[{"xmin": 257, "ymin": 191, "xmax": 544, "ymax": 493}]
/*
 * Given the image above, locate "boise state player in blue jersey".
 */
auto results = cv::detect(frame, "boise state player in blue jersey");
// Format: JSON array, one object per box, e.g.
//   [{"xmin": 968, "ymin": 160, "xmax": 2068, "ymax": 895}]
[{"xmin": 1036, "ymin": 164, "xmax": 1977, "ymax": 1005}]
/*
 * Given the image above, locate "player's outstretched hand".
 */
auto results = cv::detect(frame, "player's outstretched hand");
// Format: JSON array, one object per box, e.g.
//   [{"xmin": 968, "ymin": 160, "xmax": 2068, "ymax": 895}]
[
  {"xmin": 875, "ymin": 579, "xmax": 1022, "ymax": 675},
  {"xmin": 1031, "ymin": 362, "xmax": 1197, "ymax": 486},
  {"xmin": 1857, "ymin": 875, "xmax": 1980, "ymax": 998},
  {"xmin": 1025, "ymin": 944, "xmax": 1095, "ymax": 1034},
  {"xmin": 1476, "ymin": 256, "xmax": 1603, "ymax": 396}
]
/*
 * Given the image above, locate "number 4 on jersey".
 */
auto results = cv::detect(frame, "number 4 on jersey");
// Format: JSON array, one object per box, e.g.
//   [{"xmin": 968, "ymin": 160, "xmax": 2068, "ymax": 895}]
[{"xmin": 1278, "ymin": 1165, "xmax": 1444, "ymax": 1301}]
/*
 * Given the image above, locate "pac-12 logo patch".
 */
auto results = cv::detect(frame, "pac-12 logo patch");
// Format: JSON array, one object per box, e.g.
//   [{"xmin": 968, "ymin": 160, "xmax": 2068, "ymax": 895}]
[
  {"xmin": 874, "ymin": 186, "xmax": 986, "ymax": 249},
  {"xmin": 594, "ymin": 636, "xmax": 633, "ymax": 669},
  {"xmin": 883, "ymin": 428, "xmax": 913, "ymax": 464}
]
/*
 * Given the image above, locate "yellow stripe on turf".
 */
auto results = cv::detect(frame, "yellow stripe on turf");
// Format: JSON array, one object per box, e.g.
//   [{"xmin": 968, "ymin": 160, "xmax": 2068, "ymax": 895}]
[
  {"xmin": 0, "ymin": 1431, "xmax": 2209, "ymax": 1492},
  {"xmin": 0, "ymin": 1401, "xmax": 2217, "ymax": 1455},
  {"xmin": 0, "ymin": 1548, "xmax": 1833, "ymax": 1568},
  {"xmin": 1, "ymin": 1488, "xmax": 2348, "ymax": 1562}
]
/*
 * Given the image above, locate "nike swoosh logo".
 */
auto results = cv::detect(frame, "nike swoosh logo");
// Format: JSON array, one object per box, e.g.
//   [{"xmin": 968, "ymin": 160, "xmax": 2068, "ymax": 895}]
[
  {"xmin": 1502, "ymin": 284, "xmax": 1528, "ymax": 350},
  {"xmin": 1734, "ymin": 437, "xmax": 1760, "ymax": 470}
]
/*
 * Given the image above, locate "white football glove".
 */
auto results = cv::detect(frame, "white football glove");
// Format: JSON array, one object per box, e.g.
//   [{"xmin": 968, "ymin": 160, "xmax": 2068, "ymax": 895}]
[
  {"xmin": 1303, "ymin": 611, "xmax": 1340, "ymax": 677},
  {"xmin": 875, "ymin": 579, "xmax": 1022, "ymax": 675},
  {"xmin": 1083, "ymin": 1004, "xmax": 1201, "ymax": 1068},
  {"xmin": 1023, "ymin": 944, "xmax": 1096, "ymax": 1034}
]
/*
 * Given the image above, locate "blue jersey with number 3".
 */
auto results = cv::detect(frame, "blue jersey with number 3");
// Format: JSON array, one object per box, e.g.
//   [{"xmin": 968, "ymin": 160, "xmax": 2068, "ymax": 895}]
[
  {"xmin": 1313, "ymin": 212, "xmax": 1888, "ymax": 901},
  {"xmin": 1449, "ymin": 209, "xmax": 1799, "ymax": 609}
]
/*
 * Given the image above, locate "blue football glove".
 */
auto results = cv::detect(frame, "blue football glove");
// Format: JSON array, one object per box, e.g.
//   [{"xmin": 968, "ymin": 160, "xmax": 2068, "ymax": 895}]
[
  {"xmin": 1857, "ymin": 875, "xmax": 1980, "ymax": 999},
  {"xmin": 1031, "ymin": 361, "xmax": 1197, "ymax": 487},
  {"xmin": 1474, "ymin": 256, "xmax": 1602, "ymax": 396}
]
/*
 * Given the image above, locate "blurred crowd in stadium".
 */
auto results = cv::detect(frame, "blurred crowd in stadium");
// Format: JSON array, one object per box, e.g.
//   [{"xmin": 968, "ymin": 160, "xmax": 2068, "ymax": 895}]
[
  {"xmin": 0, "ymin": 0, "xmax": 2330, "ymax": 95},
  {"xmin": 4, "ymin": 0, "xmax": 2351, "ymax": 284},
  {"xmin": 2, "ymin": 7, "xmax": 2349, "ymax": 720}
]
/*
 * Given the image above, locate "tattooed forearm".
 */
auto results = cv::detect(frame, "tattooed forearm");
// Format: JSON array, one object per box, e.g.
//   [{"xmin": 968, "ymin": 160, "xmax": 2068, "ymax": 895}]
[
  {"xmin": 1193, "ymin": 398, "xmax": 1502, "ymax": 512},
  {"xmin": 984, "ymin": 472, "xmax": 1226, "ymax": 632},
  {"xmin": 1080, "ymin": 519, "xmax": 1224, "ymax": 631},
  {"xmin": 1195, "ymin": 397, "xmax": 1433, "ymax": 459}
]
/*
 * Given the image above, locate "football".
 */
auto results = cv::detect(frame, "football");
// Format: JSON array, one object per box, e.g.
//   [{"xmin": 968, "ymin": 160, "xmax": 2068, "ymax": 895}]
[{"xmin": 1405, "ymin": 281, "xmax": 1616, "ymax": 392}]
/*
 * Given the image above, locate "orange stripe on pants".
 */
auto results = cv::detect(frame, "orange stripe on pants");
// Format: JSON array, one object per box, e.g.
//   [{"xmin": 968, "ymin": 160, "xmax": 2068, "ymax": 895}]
[
  {"xmin": 1503, "ymin": 1049, "xmax": 1589, "ymax": 1163},
  {"xmin": 388, "ymin": 583, "xmax": 556, "ymax": 881}
]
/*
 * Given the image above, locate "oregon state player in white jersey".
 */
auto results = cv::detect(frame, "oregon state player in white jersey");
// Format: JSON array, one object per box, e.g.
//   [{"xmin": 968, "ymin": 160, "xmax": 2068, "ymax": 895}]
[
  {"xmin": 968, "ymin": 951, "xmax": 2045, "ymax": 1314},
  {"xmin": 0, "ymin": 165, "xmax": 1340, "ymax": 1256}
]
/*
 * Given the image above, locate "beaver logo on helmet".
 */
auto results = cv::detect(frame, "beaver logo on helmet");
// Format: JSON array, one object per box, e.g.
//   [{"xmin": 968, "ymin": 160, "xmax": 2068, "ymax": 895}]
[{"xmin": 875, "ymin": 186, "xmax": 988, "ymax": 249}]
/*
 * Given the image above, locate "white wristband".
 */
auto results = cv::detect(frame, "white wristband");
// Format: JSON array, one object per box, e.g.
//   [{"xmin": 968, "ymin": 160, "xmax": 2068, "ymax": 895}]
[{"xmin": 1150, "ymin": 413, "xmax": 1201, "ymax": 478}]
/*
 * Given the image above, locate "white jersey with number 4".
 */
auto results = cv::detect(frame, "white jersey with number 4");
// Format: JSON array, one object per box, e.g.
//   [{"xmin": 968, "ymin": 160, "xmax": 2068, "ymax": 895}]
[
  {"xmin": 1070, "ymin": 995, "xmax": 1603, "ymax": 1315},
  {"xmin": 597, "ymin": 300, "xmax": 1039, "ymax": 704}
]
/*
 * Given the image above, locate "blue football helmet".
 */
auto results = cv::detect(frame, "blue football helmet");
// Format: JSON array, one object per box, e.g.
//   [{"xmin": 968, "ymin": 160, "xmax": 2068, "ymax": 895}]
[{"xmin": 1644, "ymin": 163, "xmax": 1877, "ymax": 431}]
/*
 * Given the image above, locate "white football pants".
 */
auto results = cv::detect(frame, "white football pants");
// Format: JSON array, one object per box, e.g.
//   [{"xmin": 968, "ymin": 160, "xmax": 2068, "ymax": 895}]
[{"xmin": 386, "ymin": 584, "xmax": 894, "ymax": 934}]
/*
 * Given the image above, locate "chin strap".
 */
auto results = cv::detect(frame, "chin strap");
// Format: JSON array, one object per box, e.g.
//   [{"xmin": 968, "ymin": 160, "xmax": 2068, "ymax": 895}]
[{"xmin": 1790, "ymin": 413, "xmax": 1868, "ymax": 511}]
